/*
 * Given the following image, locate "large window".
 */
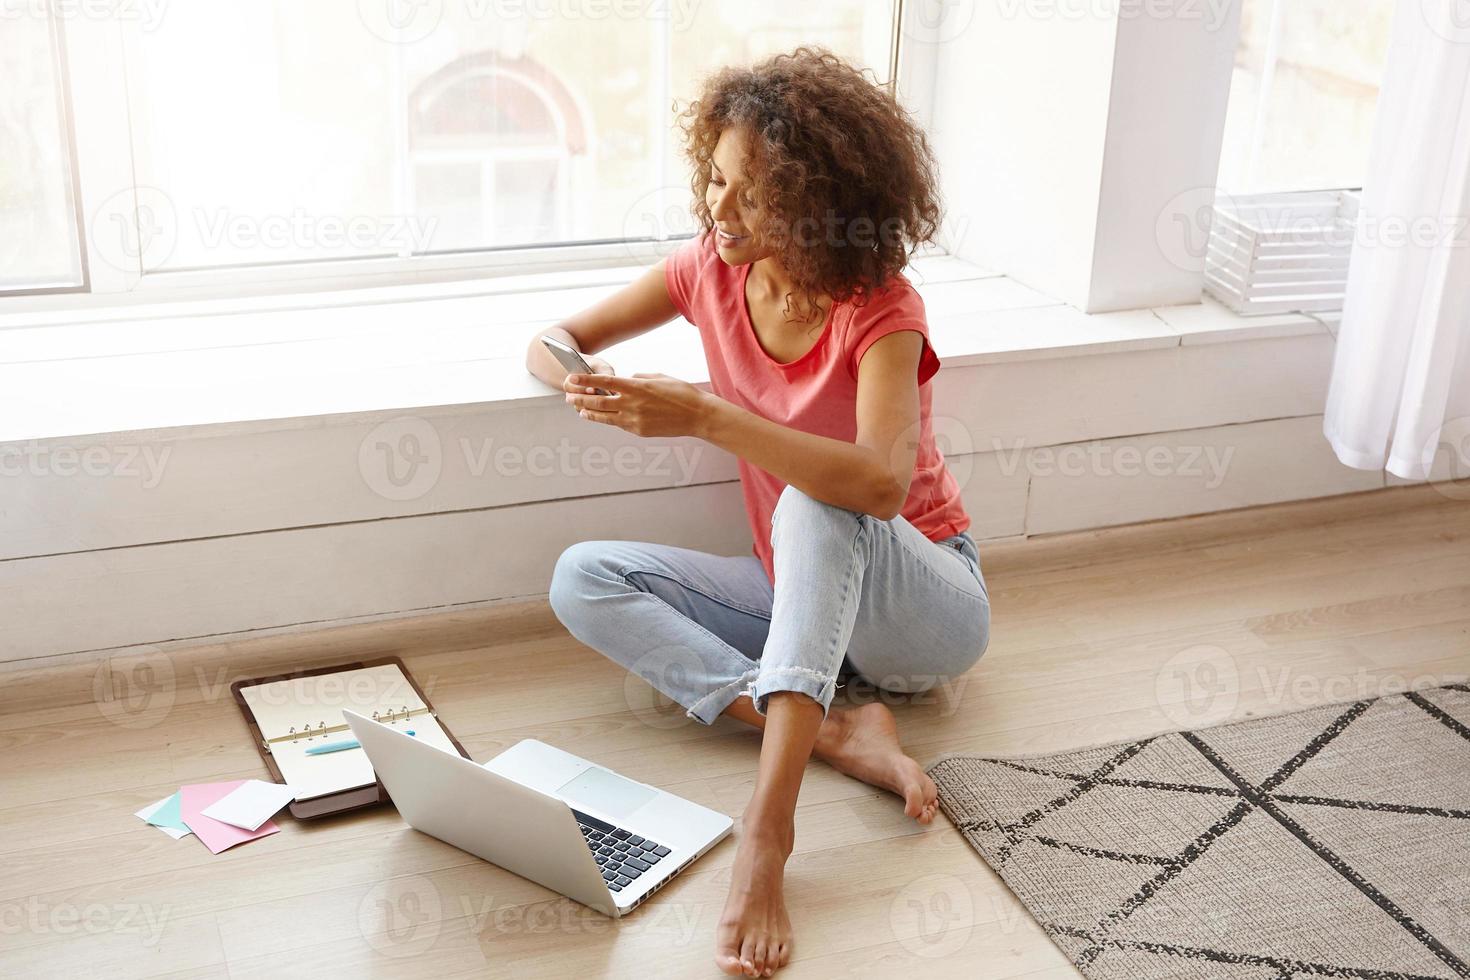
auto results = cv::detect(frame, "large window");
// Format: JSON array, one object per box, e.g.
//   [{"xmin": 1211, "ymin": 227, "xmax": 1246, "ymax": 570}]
[
  {"xmin": 1215, "ymin": 0, "xmax": 1393, "ymax": 193},
  {"xmin": 4, "ymin": 0, "xmax": 898, "ymax": 295}
]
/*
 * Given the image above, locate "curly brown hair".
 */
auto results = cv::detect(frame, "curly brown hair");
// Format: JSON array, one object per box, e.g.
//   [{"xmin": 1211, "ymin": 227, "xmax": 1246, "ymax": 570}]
[{"xmin": 675, "ymin": 46, "xmax": 943, "ymax": 320}]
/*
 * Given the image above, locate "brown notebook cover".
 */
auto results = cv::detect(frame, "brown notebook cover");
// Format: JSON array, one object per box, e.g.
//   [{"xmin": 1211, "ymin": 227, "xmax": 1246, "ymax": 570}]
[{"xmin": 230, "ymin": 656, "xmax": 469, "ymax": 820}]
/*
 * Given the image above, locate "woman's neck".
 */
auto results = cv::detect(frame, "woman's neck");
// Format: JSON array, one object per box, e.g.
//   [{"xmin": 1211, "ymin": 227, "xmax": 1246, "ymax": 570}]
[
  {"xmin": 747, "ymin": 255, "xmax": 794, "ymax": 301},
  {"xmin": 748, "ymin": 255, "xmax": 828, "ymax": 324}
]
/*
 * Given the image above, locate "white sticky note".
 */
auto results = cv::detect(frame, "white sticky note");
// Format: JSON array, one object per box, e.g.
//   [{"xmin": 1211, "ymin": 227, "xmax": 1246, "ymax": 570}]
[
  {"xmin": 200, "ymin": 779, "xmax": 296, "ymax": 831},
  {"xmin": 134, "ymin": 796, "xmax": 193, "ymax": 840}
]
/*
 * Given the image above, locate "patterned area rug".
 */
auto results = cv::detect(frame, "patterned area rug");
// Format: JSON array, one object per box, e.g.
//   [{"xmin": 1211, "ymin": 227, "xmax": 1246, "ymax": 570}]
[{"xmin": 929, "ymin": 685, "xmax": 1470, "ymax": 979}]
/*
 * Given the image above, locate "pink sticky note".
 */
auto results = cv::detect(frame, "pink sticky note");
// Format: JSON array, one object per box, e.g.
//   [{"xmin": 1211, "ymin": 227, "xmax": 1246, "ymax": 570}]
[{"xmin": 180, "ymin": 780, "xmax": 281, "ymax": 854}]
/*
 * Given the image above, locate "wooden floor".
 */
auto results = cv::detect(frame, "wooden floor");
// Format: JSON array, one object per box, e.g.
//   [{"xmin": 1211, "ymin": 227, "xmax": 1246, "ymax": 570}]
[{"xmin": 3, "ymin": 482, "xmax": 1468, "ymax": 979}]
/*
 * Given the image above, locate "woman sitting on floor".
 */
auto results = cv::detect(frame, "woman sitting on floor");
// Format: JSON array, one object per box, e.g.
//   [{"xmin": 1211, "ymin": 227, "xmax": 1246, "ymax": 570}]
[{"xmin": 526, "ymin": 45, "xmax": 992, "ymax": 978}]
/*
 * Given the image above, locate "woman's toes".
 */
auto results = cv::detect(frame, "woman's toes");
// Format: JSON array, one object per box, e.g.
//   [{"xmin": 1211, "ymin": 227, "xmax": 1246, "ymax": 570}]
[
  {"xmin": 741, "ymin": 935, "xmax": 760, "ymax": 977},
  {"xmin": 715, "ymin": 937, "xmax": 745, "ymax": 976},
  {"xmin": 903, "ymin": 785, "xmax": 925, "ymax": 818},
  {"xmin": 715, "ymin": 922, "xmax": 746, "ymax": 975}
]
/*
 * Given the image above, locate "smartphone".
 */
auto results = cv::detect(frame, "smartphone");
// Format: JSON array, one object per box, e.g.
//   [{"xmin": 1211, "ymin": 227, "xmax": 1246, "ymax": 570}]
[{"xmin": 541, "ymin": 336, "xmax": 612, "ymax": 396}]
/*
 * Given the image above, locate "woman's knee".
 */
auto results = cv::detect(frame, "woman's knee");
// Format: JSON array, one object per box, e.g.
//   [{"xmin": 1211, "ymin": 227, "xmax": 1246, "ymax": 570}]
[
  {"xmin": 769, "ymin": 485, "xmax": 861, "ymax": 542},
  {"xmin": 548, "ymin": 540, "xmax": 616, "ymax": 631}
]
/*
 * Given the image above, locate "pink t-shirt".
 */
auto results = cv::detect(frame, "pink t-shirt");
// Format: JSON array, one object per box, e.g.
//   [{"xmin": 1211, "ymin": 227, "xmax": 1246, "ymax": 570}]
[{"xmin": 664, "ymin": 230, "xmax": 971, "ymax": 582}]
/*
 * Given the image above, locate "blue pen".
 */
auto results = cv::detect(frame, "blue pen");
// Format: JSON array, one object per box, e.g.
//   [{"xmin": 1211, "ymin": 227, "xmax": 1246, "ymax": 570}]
[{"xmin": 306, "ymin": 730, "xmax": 415, "ymax": 755}]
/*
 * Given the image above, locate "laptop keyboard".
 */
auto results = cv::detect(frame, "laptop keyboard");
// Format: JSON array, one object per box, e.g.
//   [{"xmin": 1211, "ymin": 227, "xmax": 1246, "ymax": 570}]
[{"xmin": 573, "ymin": 808, "xmax": 672, "ymax": 893}]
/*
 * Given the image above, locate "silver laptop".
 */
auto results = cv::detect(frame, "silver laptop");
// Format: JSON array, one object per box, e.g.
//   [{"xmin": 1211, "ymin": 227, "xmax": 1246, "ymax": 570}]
[{"xmin": 343, "ymin": 710, "xmax": 732, "ymax": 917}]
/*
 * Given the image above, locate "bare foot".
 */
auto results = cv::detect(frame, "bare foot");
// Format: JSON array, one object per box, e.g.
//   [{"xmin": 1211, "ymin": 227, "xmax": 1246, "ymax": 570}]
[
  {"xmin": 715, "ymin": 828, "xmax": 794, "ymax": 977},
  {"xmin": 814, "ymin": 702, "xmax": 940, "ymax": 823}
]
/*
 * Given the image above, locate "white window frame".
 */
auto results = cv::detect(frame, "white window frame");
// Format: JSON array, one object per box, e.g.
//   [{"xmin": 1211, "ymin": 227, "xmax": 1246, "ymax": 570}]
[
  {"xmin": 6, "ymin": 2, "xmax": 933, "ymax": 310},
  {"xmin": 6, "ymin": 7, "xmax": 90, "ymax": 298}
]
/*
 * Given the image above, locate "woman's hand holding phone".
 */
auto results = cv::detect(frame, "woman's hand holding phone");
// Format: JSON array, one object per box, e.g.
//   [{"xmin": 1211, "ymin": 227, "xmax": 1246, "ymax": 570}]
[
  {"xmin": 563, "ymin": 373, "xmax": 716, "ymax": 439},
  {"xmin": 578, "ymin": 355, "xmax": 615, "ymax": 391},
  {"xmin": 540, "ymin": 335, "xmax": 614, "ymax": 395}
]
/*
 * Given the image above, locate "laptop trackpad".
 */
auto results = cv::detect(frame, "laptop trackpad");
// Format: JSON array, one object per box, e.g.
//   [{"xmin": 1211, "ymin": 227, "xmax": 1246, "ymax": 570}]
[{"xmin": 557, "ymin": 766, "xmax": 658, "ymax": 820}]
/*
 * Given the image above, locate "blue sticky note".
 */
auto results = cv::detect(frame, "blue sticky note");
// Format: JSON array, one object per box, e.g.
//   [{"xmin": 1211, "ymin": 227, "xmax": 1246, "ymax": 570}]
[{"xmin": 145, "ymin": 791, "xmax": 189, "ymax": 832}]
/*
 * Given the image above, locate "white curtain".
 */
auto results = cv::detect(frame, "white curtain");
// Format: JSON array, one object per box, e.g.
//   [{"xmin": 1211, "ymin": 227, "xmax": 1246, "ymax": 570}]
[{"xmin": 1322, "ymin": 0, "xmax": 1470, "ymax": 481}]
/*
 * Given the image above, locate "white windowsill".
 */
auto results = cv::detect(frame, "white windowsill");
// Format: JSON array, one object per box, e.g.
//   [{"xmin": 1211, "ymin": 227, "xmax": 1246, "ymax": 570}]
[{"xmin": 0, "ymin": 255, "xmax": 1338, "ymax": 446}]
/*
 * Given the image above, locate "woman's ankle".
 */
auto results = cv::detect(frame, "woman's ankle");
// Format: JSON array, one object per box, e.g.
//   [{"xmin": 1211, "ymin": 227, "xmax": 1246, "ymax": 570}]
[
  {"xmin": 740, "ymin": 800, "xmax": 796, "ymax": 856},
  {"xmin": 813, "ymin": 705, "xmax": 860, "ymax": 758}
]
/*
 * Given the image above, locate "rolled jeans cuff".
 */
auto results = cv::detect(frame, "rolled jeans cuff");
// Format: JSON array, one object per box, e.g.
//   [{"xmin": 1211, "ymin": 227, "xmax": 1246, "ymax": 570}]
[
  {"xmin": 748, "ymin": 665, "xmax": 839, "ymax": 720},
  {"xmin": 686, "ymin": 666, "xmax": 761, "ymax": 725}
]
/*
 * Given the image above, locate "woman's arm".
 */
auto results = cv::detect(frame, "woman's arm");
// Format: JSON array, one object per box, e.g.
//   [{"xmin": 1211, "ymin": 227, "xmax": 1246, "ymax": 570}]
[
  {"xmin": 566, "ymin": 330, "xmax": 926, "ymax": 520},
  {"xmin": 525, "ymin": 260, "xmax": 681, "ymax": 389}
]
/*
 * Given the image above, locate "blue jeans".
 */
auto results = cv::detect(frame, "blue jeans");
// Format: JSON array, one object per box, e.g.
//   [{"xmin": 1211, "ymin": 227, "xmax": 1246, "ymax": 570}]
[{"xmin": 549, "ymin": 485, "xmax": 991, "ymax": 725}]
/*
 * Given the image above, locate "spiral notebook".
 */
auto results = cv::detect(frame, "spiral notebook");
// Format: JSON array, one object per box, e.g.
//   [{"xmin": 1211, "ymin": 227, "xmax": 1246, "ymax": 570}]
[{"xmin": 231, "ymin": 657, "xmax": 469, "ymax": 819}]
